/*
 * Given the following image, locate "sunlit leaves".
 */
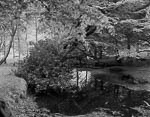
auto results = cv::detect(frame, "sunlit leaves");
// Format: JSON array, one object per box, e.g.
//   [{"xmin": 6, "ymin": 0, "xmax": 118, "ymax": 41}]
[{"xmin": 30, "ymin": 0, "xmax": 150, "ymax": 58}]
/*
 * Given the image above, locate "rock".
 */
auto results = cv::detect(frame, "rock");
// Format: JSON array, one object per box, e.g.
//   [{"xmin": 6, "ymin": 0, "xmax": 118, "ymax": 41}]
[
  {"xmin": 0, "ymin": 65, "xmax": 27, "ymax": 116},
  {"xmin": 0, "ymin": 66, "xmax": 27, "ymax": 99}
]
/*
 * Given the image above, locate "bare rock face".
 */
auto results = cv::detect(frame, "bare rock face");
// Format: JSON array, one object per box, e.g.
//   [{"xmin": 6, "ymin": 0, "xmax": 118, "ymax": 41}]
[
  {"xmin": 0, "ymin": 66, "xmax": 27, "ymax": 99},
  {"xmin": 0, "ymin": 65, "xmax": 27, "ymax": 116}
]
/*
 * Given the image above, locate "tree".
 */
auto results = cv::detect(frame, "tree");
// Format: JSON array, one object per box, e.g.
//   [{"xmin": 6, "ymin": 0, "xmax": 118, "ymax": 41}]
[
  {"xmin": 0, "ymin": 0, "xmax": 29, "ymax": 65},
  {"xmin": 30, "ymin": 0, "xmax": 150, "ymax": 60}
]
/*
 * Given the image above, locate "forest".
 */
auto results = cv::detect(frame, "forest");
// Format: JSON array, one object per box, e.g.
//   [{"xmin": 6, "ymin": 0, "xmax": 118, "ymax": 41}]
[{"xmin": 1, "ymin": 0, "xmax": 150, "ymax": 117}]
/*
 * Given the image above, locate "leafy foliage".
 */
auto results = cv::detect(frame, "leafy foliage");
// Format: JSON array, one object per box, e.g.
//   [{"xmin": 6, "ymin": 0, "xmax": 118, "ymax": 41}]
[
  {"xmin": 16, "ymin": 39, "xmax": 73, "ymax": 94},
  {"xmin": 0, "ymin": 0, "xmax": 31, "ymax": 65},
  {"xmin": 35, "ymin": 0, "xmax": 150, "ymax": 59}
]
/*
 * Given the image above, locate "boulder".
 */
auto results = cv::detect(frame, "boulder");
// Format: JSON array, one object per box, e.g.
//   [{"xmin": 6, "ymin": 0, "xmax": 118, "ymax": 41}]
[
  {"xmin": 0, "ymin": 66, "xmax": 27, "ymax": 99},
  {"xmin": 0, "ymin": 65, "xmax": 27, "ymax": 116}
]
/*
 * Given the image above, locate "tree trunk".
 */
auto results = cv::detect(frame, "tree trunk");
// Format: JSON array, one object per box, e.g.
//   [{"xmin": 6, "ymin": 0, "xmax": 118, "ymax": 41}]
[
  {"xmin": 99, "ymin": 46, "xmax": 102, "ymax": 59},
  {"xmin": 13, "ymin": 39, "xmax": 15, "ymax": 58},
  {"xmin": 94, "ymin": 46, "xmax": 97, "ymax": 59},
  {"xmin": 136, "ymin": 42, "xmax": 139, "ymax": 53},
  {"xmin": 35, "ymin": 16, "xmax": 38, "ymax": 43},
  {"xmin": 127, "ymin": 38, "xmax": 130, "ymax": 50},
  {"xmin": 18, "ymin": 37, "xmax": 20, "ymax": 60},
  {"xmin": 17, "ymin": 30, "xmax": 21, "ymax": 61},
  {"xmin": 126, "ymin": 34, "xmax": 132, "ymax": 56},
  {"xmin": 25, "ymin": 23, "xmax": 29, "ymax": 57},
  {"xmin": 0, "ymin": 36, "xmax": 3, "ymax": 50},
  {"xmin": 85, "ymin": 70, "xmax": 88, "ymax": 86},
  {"xmin": 0, "ymin": 35, "xmax": 14, "ymax": 65},
  {"xmin": 76, "ymin": 68, "xmax": 79, "ymax": 92},
  {"xmin": 3, "ymin": 34, "xmax": 6, "ymax": 64},
  {"xmin": 26, "ymin": 42, "xmax": 29, "ymax": 57}
]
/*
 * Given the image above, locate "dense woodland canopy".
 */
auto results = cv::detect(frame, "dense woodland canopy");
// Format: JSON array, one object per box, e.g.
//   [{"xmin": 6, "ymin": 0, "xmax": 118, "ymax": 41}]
[{"xmin": 0, "ymin": 0, "xmax": 150, "ymax": 62}]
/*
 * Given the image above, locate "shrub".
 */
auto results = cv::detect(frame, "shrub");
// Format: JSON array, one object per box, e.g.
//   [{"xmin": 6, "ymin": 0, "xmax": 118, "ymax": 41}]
[{"xmin": 16, "ymin": 39, "xmax": 73, "ymax": 95}]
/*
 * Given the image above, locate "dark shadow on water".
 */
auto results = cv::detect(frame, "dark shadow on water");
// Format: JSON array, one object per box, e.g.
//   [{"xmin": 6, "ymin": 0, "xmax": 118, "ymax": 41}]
[{"xmin": 33, "ymin": 85, "xmax": 150, "ymax": 117}]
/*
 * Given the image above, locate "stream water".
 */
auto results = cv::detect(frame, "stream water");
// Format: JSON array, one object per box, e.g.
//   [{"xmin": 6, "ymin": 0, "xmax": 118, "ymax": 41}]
[{"xmin": 72, "ymin": 67, "xmax": 150, "ymax": 92}]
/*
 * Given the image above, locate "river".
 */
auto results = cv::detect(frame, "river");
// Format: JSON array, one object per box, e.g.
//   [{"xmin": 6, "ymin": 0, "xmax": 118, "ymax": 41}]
[{"xmin": 71, "ymin": 66, "xmax": 150, "ymax": 92}]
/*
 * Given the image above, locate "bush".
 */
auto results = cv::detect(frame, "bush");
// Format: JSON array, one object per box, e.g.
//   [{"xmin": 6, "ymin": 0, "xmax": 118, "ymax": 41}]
[{"xmin": 16, "ymin": 39, "xmax": 73, "ymax": 95}]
